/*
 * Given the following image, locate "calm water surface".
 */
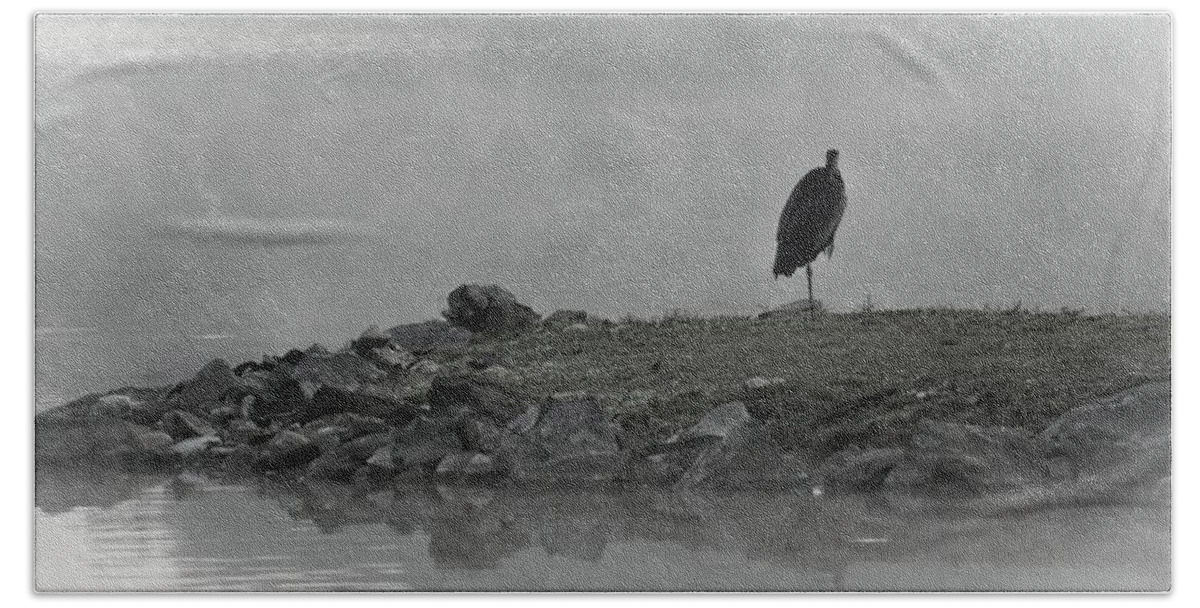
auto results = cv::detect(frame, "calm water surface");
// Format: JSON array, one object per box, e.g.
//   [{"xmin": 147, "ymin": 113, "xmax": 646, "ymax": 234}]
[{"xmin": 35, "ymin": 467, "xmax": 1170, "ymax": 592}]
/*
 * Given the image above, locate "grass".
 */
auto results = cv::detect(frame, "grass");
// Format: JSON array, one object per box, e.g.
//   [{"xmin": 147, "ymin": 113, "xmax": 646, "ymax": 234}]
[{"xmin": 422, "ymin": 308, "xmax": 1170, "ymax": 451}]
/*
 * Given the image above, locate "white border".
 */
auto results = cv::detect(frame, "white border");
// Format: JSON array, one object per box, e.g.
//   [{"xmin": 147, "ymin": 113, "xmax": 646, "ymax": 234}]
[{"xmin": 6, "ymin": 1, "xmax": 1191, "ymax": 606}]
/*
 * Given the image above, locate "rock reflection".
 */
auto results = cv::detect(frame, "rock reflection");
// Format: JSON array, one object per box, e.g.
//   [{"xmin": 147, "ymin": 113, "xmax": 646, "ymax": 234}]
[
  {"xmin": 36, "ymin": 464, "xmax": 166, "ymax": 514},
  {"xmin": 36, "ymin": 468, "xmax": 1170, "ymax": 591}
]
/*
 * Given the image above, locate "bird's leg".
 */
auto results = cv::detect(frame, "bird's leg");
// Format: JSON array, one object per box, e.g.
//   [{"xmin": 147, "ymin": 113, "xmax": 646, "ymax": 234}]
[{"xmin": 806, "ymin": 264, "xmax": 814, "ymax": 319}]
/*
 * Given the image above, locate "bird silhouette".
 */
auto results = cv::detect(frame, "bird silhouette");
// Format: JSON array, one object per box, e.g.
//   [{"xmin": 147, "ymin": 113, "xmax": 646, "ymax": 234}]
[{"xmin": 773, "ymin": 149, "xmax": 847, "ymax": 315}]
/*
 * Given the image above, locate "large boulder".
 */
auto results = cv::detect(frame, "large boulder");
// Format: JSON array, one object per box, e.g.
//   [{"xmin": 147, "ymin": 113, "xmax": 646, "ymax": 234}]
[
  {"xmin": 90, "ymin": 394, "xmax": 173, "ymax": 427},
  {"xmin": 392, "ymin": 416, "xmax": 466, "ymax": 472},
  {"xmin": 458, "ymin": 416, "xmax": 508, "ymax": 453},
  {"xmin": 443, "ymin": 284, "xmax": 540, "ymax": 335},
  {"xmin": 882, "ymin": 421, "xmax": 1049, "ymax": 495},
  {"xmin": 435, "ymin": 452, "xmax": 501, "ymax": 480},
  {"xmin": 1040, "ymin": 381, "xmax": 1170, "ymax": 483},
  {"xmin": 35, "ymin": 418, "xmax": 176, "ymax": 469},
  {"xmin": 165, "ymin": 359, "xmax": 241, "ymax": 415},
  {"xmin": 304, "ymin": 386, "xmax": 420, "ymax": 427},
  {"xmin": 290, "ymin": 352, "xmax": 387, "ymax": 398},
  {"xmin": 38, "ymin": 386, "xmax": 172, "ymax": 425},
  {"xmin": 386, "ymin": 320, "xmax": 474, "ymax": 354},
  {"xmin": 351, "ymin": 326, "xmax": 417, "ymax": 370},
  {"xmin": 427, "ymin": 374, "xmax": 525, "ymax": 423},
  {"xmin": 497, "ymin": 395, "xmax": 624, "ymax": 486},
  {"xmin": 253, "ymin": 430, "xmax": 321, "ymax": 471},
  {"xmin": 234, "ymin": 367, "xmax": 307, "ymax": 419},
  {"xmin": 300, "ymin": 412, "xmax": 391, "ymax": 447},
  {"xmin": 646, "ymin": 401, "xmax": 789, "ymax": 490},
  {"xmin": 305, "ymin": 432, "xmax": 393, "ymax": 482},
  {"xmin": 159, "ymin": 409, "xmax": 218, "ymax": 441},
  {"xmin": 812, "ymin": 447, "xmax": 905, "ymax": 492}
]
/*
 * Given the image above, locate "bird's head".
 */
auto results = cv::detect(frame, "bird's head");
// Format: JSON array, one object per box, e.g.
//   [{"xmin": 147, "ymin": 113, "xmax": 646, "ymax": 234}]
[{"xmin": 826, "ymin": 149, "xmax": 839, "ymax": 169}]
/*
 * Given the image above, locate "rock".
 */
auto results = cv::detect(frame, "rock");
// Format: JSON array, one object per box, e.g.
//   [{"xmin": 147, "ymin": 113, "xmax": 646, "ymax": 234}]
[
  {"xmin": 620, "ymin": 390, "xmax": 658, "ymax": 410},
  {"xmin": 393, "ymin": 416, "xmax": 465, "ymax": 470},
  {"xmin": 72, "ymin": 393, "xmax": 172, "ymax": 427},
  {"xmin": 543, "ymin": 309, "xmax": 588, "ymax": 328},
  {"xmin": 165, "ymin": 359, "xmax": 241, "ymax": 415},
  {"xmin": 387, "ymin": 320, "xmax": 474, "ymax": 354},
  {"xmin": 35, "ymin": 418, "xmax": 177, "ymax": 468},
  {"xmin": 435, "ymin": 452, "xmax": 500, "ymax": 479},
  {"xmin": 290, "ymin": 352, "xmax": 387, "ymax": 398},
  {"xmin": 881, "ymin": 421, "xmax": 1050, "ymax": 495},
  {"xmin": 670, "ymin": 402, "xmax": 788, "ymax": 490},
  {"xmin": 458, "ymin": 416, "xmax": 509, "ymax": 453},
  {"xmin": 372, "ymin": 344, "xmax": 417, "ymax": 369},
  {"xmin": 498, "ymin": 395, "xmax": 623, "ymax": 485},
  {"xmin": 351, "ymin": 326, "xmax": 418, "ymax": 369},
  {"xmin": 466, "ymin": 353, "xmax": 501, "ymax": 370},
  {"xmin": 132, "ymin": 427, "xmax": 177, "ymax": 457},
  {"xmin": 350, "ymin": 326, "xmax": 392, "ymax": 357},
  {"xmin": 758, "ymin": 299, "xmax": 826, "ymax": 319},
  {"xmin": 885, "ymin": 452, "xmax": 994, "ymax": 495},
  {"xmin": 481, "ymin": 365, "xmax": 519, "ymax": 383},
  {"xmin": 171, "ymin": 435, "xmax": 221, "ymax": 458},
  {"xmin": 254, "ymin": 430, "xmax": 321, "ymax": 471},
  {"xmin": 629, "ymin": 444, "xmax": 711, "ymax": 486},
  {"xmin": 813, "ymin": 447, "xmax": 905, "ymax": 492},
  {"xmin": 306, "ymin": 432, "xmax": 393, "ymax": 481},
  {"xmin": 313, "ymin": 427, "xmax": 345, "ymax": 452},
  {"xmin": 303, "ymin": 386, "xmax": 419, "ymax": 427},
  {"xmin": 225, "ymin": 418, "xmax": 270, "ymax": 445},
  {"xmin": 90, "ymin": 394, "xmax": 137, "ymax": 419},
  {"xmin": 409, "ymin": 359, "xmax": 442, "ymax": 375},
  {"xmin": 39, "ymin": 387, "xmax": 172, "ymax": 426},
  {"xmin": 301, "ymin": 412, "xmax": 391, "ymax": 446},
  {"xmin": 165, "ymin": 471, "xmax": 211, "ymax": 499},
  {"xmin": 427, "ymin": 374, "xmax": 525, "ymax": 423},
  {"xmin": 628, "ymin": 402, "xmax": 788, "ymax": 490},
  {"xmin": 443, "ymin": 284, "xmax": 540, "ymax": 335},
  {"xmin": 233, "ymin": 368, "xmax": 306, "ymax": 420},
  {"xmin": 1040, "ymin": 381, "xmax": 1171, "ymax": 482},
  {"xmin": 743, "ymin": 376, "xmax": 786, "ymax": 391},
  {"xmin": 159, "ymin": 409, "xmax": 218, "ymax": 441},
  {"xmin": 207, "ymin": 406, "xmax": 239, "ymax": 425},
  {"xmin": 550, "ymin": 391, "xmax": 590, "ymax": 403},
  {"xmin": 365, "ymin": 445, "xmax": 397, "ymax": 471},
  {"xmin": 670, "ymin": 401, "xmax": 751, "ymax": 443},
  {"xmin": 507, "ymin": 403, "xmax": 540, "ymax": 434},
  {"xmin": 565, "ymin": 323, "xmax": 589, "ymax": 332}
]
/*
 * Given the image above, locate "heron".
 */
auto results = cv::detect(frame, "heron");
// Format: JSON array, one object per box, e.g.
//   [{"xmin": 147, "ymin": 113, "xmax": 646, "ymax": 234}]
[{"xmin": 773, "ymin": 149, "xmax": 847, "ymax": 315}]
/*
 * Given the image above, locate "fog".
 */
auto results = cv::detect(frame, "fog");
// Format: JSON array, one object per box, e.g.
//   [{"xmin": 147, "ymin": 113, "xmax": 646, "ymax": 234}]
[{"xmin": 34, "ymin": 14, "xmax": 1170, "ymax": 398}]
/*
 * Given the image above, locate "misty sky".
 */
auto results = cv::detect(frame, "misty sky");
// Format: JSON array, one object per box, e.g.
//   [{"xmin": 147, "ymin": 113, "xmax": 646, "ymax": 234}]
[{"xmin": 34, "ymin": 14, "xmax": 1170, "ymax": 396}]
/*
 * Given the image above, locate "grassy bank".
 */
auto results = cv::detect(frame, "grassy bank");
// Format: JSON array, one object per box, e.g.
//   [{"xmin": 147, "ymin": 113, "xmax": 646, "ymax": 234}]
[{"xmin": 419, "ymin": 309, "xmax": 1169, "ymax": 452}]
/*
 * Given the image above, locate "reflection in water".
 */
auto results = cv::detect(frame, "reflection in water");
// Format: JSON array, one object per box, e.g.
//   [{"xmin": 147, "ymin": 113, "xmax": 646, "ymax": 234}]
[{"xmin": 35, "ymin": 467, "xmax": 1170, "ymax": 592}]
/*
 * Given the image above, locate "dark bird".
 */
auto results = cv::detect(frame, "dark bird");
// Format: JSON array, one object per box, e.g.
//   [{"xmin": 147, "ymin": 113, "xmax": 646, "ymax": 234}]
[{"xmin": 773, "ymin": 149, "xmax": 847, "ymax": 314}]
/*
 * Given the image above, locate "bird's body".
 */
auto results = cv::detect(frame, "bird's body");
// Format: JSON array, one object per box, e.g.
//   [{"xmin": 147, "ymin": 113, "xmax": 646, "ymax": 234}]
[{"xmin": 773, "ymin": 149, "xmax": 847, "ymax": 310}]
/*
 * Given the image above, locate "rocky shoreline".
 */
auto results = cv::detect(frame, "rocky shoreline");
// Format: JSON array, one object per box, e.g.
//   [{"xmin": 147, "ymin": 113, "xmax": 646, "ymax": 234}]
[{"xmin": 35, "ymin": 285, "xmax": 1170, "ymax": 511}]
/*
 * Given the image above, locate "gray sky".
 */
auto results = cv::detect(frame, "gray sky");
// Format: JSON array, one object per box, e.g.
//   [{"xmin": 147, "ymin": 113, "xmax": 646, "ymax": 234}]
[{"xmin": 34, "ymin": 14, "xmax": 1170, "ymax": 395}]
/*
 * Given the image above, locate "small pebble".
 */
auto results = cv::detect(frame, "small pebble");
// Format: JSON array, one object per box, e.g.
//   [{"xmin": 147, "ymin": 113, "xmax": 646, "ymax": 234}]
[{"xmin": 409, "ymin": 359, "xmax": 441, "ymax": 374}]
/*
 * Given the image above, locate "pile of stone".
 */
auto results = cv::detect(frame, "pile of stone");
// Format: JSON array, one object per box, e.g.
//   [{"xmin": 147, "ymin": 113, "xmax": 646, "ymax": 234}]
[
  {"xmin": 34, "ymin": 283, "xmax": 1171, "ymax": 508},
  {"xmin": 810, "ymin": 381, "xmax": 1171, "ymax": 506}
]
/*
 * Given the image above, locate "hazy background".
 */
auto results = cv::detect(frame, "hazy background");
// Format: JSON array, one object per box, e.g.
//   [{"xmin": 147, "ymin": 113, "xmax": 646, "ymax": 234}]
[{"xmin": 35, "ymin": 14, "xmax": 1171, "ymax": 403}]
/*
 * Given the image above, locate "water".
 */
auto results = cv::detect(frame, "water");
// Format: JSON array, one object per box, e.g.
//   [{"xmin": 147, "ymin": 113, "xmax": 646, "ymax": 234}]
[{"xmin": 35, "ymin": 468, "xmax": 1170, "ymax": 592}]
